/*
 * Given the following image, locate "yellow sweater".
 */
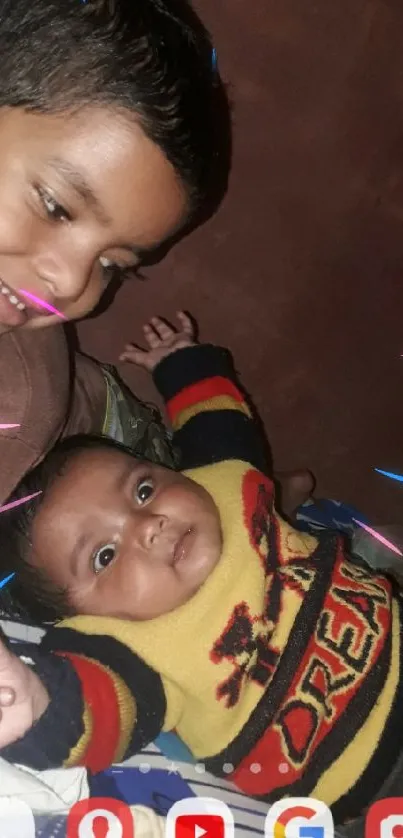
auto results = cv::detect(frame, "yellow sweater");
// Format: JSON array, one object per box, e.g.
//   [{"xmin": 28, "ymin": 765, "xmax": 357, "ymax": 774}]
[{"xmin": 34, "ymin": 345, "xmax": 403, "ymax": 823}]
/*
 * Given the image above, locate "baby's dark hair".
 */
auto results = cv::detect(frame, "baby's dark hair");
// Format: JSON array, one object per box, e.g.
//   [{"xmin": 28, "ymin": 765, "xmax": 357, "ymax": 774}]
[
  {"xmin": 0, "ymin": 434, "xmax": 140, "ymax": 626},
  {"xmin": 0, "ymin": 0, "xmax": 229, "ymax": 214}
]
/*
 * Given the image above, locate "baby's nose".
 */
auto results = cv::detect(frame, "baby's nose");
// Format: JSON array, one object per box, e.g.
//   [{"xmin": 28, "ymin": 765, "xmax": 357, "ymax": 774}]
[{"xmin": 138, "ymin": 513, "xmax": 167, "ymax": 550}]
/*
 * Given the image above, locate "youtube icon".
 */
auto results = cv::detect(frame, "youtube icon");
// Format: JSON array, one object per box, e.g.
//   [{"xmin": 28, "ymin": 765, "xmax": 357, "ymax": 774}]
[
  {"xmin": 175, "ymin": 814, "xmax": 224, "ymax": 838},
  {"xmin": 166, "ymin": 797, "xmax": 234, "ymax": 838}
]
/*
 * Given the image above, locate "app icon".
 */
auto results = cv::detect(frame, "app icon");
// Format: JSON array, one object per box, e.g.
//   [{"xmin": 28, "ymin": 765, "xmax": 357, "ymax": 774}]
[
  {"xmin": 365, "ymin": 798, "xmax": 403, "ymax": 838},
  {"xmin": 166, "ymin": 797, "xmax": 234, "ymax": 838},
  {"xmin": 67, "ymin": 797, "xmax": 134, "ymax": 837},
  {"xmin": 175, "ymin": 813, "xmax": 225, "ymax": 838},
  {"xmin": 265, "ymin": 797, "xmax": 334, "ymax": 838},
  {"xmin": 0, "ymin": 799, "xmax": 35, "ymax": 838}
]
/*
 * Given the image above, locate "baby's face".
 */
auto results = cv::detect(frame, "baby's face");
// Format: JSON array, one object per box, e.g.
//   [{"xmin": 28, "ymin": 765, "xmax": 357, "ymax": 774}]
[{"xmin": 31, "ymin": 449, "xmax": 222, "ymax": 620}]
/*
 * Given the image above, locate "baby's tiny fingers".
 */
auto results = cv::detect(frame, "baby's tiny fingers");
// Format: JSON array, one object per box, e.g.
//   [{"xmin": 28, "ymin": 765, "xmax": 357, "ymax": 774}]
[
  {"xmin": 176, "ymin": 311, "xmax": 194, "ymax": 336},
  {"xmin": 143, "ymin": 323, "xmax": 161, "ymax": 349},
  {"xmin": 120, "ymin": 344, "xmax": 149, "ymax": 365},
  {"xmin": 150, "ymin": 317, "xmax": 175, "ymax": 343}
]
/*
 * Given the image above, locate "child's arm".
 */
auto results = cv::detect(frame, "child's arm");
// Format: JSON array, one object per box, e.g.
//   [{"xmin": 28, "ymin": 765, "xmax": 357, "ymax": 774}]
[
  {"xmin": 0, "ymin": 634, "xmax": 86, "ymax": 768},
  {"xmin": 120, "ymin": 312, "xmax": 270, "ymax": 476},
  {"xmin": 0, "ymin": 637, "xmax": 50, "ymax": 750},
  {"xmin": 0, "ymin": 629, "xmax": 164, "ymax": 771}
]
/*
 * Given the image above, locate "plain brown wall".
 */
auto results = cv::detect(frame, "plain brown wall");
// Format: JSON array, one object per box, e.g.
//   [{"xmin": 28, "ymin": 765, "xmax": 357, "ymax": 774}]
[{"xmin": 78, "ymin": 0, "xmax": 403, "ymax": 524}]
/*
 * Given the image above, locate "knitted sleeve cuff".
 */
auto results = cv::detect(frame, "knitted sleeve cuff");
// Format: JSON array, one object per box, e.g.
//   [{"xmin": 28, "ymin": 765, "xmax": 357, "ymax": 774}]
[
  {"xmin": 1, "ymin": 646, "xmax": 84, "ymax": 770},
  {"xmin": 153, "ymin": 344, "xmax": 235, "ymax": 404}
]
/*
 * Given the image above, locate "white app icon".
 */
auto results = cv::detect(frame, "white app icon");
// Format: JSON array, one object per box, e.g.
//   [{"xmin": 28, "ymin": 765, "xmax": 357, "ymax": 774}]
[
  {"xmin": 381, "ymin": 814, "xmax": 403, "ymax": 838},
  {"xmin": 166, "ymin": 796, "xmax": 234, "ymax": 838},
  {"xmin": 265, "ymin": 797, "xmax": 334, "ymax": 838},
  {"xmin": 0, "ymin": 798, "xmax": 35, "ymax": 838}
]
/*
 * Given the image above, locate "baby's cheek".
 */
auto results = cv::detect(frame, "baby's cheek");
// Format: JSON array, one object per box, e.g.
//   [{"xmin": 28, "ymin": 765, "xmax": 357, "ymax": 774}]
[{"xmin": 124, "ymin": 563, "xmax": 160, "ymax": 616}]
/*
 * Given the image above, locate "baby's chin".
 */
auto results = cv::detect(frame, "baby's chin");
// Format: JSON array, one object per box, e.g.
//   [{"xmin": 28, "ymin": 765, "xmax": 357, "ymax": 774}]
[{"xmin": 175, "ymin": 555, "xmax": 219, "ymax": 604}]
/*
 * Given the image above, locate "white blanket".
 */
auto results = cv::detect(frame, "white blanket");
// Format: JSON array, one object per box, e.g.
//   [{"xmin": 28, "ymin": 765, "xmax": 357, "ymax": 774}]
[
  {"xmin": 0, "ymin": 759, "xmax": 165, "ymax": 837},
  {"xmin": 0, "ymin": 758, "xmax": 89, "ymax": 813}
]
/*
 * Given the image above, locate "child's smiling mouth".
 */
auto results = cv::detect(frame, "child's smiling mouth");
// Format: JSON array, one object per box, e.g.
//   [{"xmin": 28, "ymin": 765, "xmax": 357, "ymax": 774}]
[
  {"xmin": 0, "ymin": 278, "xmax": 57, "ymax": 327},
  {"xmin": 0, "ymin": 278, "xmax": 27, "ymax": 326}
]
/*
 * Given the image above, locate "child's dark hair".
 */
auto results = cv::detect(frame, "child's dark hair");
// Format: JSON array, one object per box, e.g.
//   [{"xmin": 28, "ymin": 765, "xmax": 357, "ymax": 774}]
[
  {"xmin": 0, "ymin": 0, "xmax": 229, "ymax": 214},
  {"xmin": 0, "ymin": 434, "xmax": 140, "ymax": 625}
]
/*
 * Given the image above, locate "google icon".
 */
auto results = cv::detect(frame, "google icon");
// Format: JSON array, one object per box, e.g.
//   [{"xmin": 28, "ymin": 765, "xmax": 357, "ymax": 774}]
[{"xmin": 265, "ymin": 797, "xmax": 334, "ymax": 838}]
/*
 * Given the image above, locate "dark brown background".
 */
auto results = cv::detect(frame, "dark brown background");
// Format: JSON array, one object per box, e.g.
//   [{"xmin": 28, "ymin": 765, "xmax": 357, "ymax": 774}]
[{"xmin": 78, "ymin": 0, "xmax": 403, "ymax": 524}]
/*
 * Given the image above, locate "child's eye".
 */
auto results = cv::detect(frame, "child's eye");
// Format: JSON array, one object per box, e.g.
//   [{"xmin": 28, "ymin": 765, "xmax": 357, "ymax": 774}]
[
  {"xmin": 135, "ymin": 477, "xmax": 155, "ymax": 505},
  {"xmin": 36, "ymin": 186, "xmax": 71, "ymax": 222},
  {"xmin": 92, "ymin": 543, "xmax": 116, "ymax": 574}
]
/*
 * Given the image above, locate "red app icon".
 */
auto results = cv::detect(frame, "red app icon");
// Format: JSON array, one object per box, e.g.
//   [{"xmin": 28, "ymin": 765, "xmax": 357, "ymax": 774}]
[
  {"xmin": 67, "ymin": 797, "xmax": 134, "ymax": 837},
  {"xmin": 365, "ymin": 798, "xmax": 403, "ymax": 838},
  {"xmin": 175, "ymin": 814, "xmax": 225, "ymax": 838}
]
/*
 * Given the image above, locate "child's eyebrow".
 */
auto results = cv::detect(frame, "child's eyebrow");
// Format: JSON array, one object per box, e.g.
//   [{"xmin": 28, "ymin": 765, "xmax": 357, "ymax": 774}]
[
  {"xmin": 47, "ymin": 156, "xmax": 111, "ymax": 225},
  {"xmin": 46, "ymin": 157, "xmax": 156, "ymax": 260}
]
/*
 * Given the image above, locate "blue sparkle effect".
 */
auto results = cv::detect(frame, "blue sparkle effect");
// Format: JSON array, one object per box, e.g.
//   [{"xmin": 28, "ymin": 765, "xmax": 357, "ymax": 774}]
[
  {"xmin": 374, "ymin": 468, "xmax": 403, "ymax": 483},
  {"xmin": 0, "ymin": 572, "xmax": 15, "ymax": 590}
]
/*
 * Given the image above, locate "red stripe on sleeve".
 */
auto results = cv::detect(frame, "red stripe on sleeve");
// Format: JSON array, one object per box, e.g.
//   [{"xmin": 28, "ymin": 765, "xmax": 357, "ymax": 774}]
[
  {"xmin": 166, "ymin": 376, "xmax": 245, "ymax": 424},
  {"xmin": 56, "ymin": 652, "xmax": 121, "ymax": 772}
]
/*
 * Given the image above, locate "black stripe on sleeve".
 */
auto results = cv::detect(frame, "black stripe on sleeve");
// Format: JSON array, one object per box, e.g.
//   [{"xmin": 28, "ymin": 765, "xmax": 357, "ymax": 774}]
[
  {"xmin": 153, "ymin": 344, "xmax": 237, "ymax": 403},
  {"xmin": 174, "ymin": 408, "xmax": 270, "ymax": 474}
]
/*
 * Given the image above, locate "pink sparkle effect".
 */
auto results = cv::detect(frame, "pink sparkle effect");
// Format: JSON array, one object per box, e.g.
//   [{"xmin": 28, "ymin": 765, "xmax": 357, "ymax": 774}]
[
  {"xmin": 353, "ymin": 518, "xmax": 403, "ymax": 557},
  {"xmin": 0, "ymin": 491, "xmax": 42, "ymax": 514},
  {"xmin": 19, "ymin": 290, "xmax": 66, "ymax": 320},
  {"xmin": 0, "ymin": 424, "xmax": 20, "ymax": 429}
]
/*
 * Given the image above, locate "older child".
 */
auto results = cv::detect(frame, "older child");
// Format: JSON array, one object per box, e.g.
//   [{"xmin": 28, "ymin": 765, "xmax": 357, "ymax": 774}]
[
  {"xmin": 0, "ymin": 313, "xmax": 401, "ymax": 833},
  {"xmin": 0, "ymin": 0, "xmax": 224, "ymax": 503}
]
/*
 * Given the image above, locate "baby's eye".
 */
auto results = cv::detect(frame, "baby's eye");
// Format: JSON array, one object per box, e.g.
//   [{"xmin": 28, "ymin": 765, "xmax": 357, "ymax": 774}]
[
  {"xmin": 135, "ymin": 477, "xmax": 155, "ymax": 505},
  {"xmin": 93, "ymin": 543, "xmax": 116, "ymax": 574}
]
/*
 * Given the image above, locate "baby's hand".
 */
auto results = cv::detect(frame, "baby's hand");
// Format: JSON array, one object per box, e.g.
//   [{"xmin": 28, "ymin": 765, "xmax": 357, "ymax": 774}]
[
  {"xmin": 0, "ymin": 637, "xmax": 49, "ymax": 748},
  {"xmin": 120, "ymin": 311, "xmax": 196, "ymax": 372}
]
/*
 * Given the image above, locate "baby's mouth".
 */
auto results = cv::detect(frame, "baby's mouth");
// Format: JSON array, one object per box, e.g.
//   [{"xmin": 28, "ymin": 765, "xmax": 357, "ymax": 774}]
[{"xmin": 172, "ymin": 529, "xmax": 193, "ymax": 567}]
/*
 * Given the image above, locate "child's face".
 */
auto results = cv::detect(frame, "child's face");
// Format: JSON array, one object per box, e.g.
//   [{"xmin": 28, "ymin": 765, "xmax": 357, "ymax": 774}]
[
  {"xmin": 31, "ymin": 449, "xmax": 222, "ymax": 620},
  {"xmin": 0, "ymin": 107, "xmax": 187, "ymax": 335}
]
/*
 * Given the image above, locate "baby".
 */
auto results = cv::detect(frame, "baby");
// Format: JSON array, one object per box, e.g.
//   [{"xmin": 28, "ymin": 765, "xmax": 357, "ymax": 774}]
[{"xmin": 0, "ymin": 313, "xmax": 401, "ymax": 830}]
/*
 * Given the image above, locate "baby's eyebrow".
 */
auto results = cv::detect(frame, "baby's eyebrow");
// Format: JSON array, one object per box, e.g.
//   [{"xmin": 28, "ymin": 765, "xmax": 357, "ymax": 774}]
[
  {"xmin": 68, "ymin": 458, "xmax": 137, "ymax": 574},
  {"xmin": 70, "ymin": 531, "xmax": 92, "ymax": 576}
]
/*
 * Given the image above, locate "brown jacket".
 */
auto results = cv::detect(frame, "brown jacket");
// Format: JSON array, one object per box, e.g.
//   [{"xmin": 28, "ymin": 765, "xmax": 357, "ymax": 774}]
[{"xmin": 0, "ymin": 326, "xmax": 106, "ymax": 504}]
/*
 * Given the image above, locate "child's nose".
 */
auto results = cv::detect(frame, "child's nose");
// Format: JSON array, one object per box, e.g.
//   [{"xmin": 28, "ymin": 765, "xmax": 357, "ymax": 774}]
[{"xmin": 31, "ymin": 246, "xmax": 98, "ymax": 306}]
